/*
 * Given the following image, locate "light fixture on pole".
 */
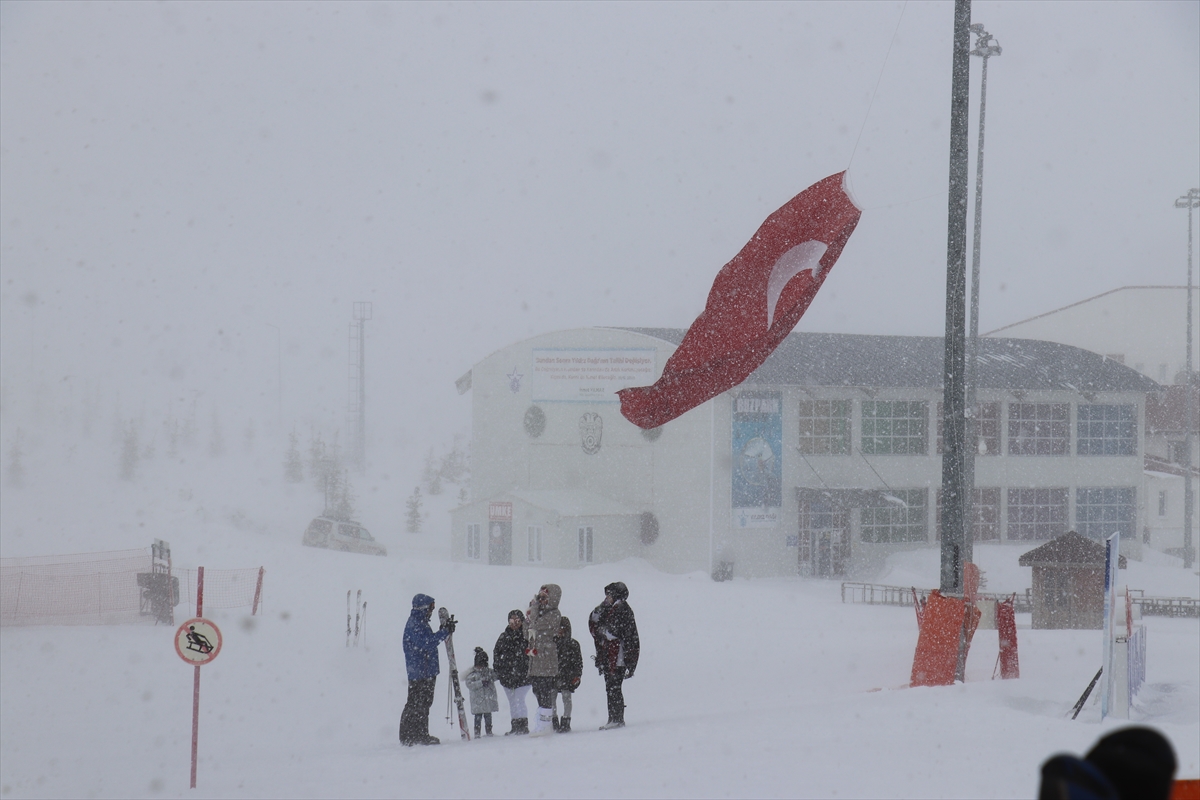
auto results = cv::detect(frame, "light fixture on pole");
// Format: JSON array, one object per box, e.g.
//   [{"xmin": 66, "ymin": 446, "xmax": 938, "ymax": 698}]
[
  {"xmin": 1174, "ymin": 187, "xmax": 1199, "ymax": 569},
  {"xmin": 962, "ymin": 22, "xmax": 1001, "ymax": 562}
]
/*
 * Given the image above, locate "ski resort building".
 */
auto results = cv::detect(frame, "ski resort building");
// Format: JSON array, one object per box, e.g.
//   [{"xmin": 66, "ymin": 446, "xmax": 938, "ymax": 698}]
[{"xmin": 450, "ymin": 327, "xmax": 1160, "ymax": 578}]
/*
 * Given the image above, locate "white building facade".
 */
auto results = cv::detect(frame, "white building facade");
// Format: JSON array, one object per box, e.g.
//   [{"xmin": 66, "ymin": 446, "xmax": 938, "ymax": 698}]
[{"xmin": 451, "ymin": 327, "xmax": 1159, "ymax": 577}]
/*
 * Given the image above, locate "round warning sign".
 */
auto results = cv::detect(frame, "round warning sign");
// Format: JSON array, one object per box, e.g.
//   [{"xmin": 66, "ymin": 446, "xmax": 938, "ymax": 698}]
[{"xmin": 174, "ymin": 617, "xmax": 223, "ymax": 666}]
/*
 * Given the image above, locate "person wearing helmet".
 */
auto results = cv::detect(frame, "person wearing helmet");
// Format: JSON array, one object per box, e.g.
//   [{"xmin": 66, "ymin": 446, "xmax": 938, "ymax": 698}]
[
  {"xmin": 399, "ymin": 593, "xmax": 454, "ymax": 746},
  {"xmin": 588, "ymin": 581, "xmax": 639, "ymax": 730}
]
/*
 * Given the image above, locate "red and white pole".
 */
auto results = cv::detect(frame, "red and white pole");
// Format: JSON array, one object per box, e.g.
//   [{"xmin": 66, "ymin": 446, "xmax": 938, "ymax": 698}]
[{"xmin": 191, "ymin": 566, "xmax": 204, "ymax": 789}]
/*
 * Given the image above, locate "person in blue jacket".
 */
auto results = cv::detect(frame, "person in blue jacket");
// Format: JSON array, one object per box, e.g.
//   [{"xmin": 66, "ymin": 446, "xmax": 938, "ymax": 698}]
[{"xmin": 399, "ymin": 593, "xmax": 455, "ymax": 746}]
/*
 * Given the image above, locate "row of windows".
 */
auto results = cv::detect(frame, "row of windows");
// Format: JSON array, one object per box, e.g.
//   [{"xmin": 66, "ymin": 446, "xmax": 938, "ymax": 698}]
[
  {"xmin": 797, "ymin": 401, "xmax": 1137, "ymax": 457},
  {"xmin": 466, "ymin": 524, "xmax": 595, "ymax": 563},
  {"xmin": 804, "ymin": 486, "xmax": 1136, "ymax": 544}
]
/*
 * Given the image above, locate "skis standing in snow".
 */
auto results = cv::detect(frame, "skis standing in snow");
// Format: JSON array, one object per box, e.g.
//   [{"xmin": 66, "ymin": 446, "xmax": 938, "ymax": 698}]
[
  {"xmin": 438, "ymin": 607, "xmax": 471, "ymax": 741},
  {"xmin": 525, "ymin": 583, "xmax": 562, "ymax": 737},
  {"xmin": 399, "ymin": 594, "xmax": 453, "ymax": 746},
  {"xmin": 589, "ymin": 581, "xmax": 639, "ymax": 730},
  {"xmin": 493, "ymin": 610, "xmax": 531, "ymax": 735}
]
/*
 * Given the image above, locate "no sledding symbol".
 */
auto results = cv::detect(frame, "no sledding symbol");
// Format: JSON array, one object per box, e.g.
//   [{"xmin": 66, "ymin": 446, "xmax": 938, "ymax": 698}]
[{"xmin": 174, "ymin": 617, "xmax": 223, "ymax": 666}]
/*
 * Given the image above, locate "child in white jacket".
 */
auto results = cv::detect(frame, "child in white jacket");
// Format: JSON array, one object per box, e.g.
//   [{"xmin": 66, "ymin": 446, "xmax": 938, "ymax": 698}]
[{"xmin": 463, "ymin": 647, "xmax": 500, "ymax": 738}]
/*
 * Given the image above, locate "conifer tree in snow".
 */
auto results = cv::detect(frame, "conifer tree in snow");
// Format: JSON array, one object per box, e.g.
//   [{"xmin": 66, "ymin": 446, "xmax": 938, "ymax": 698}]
[
  {"xmin": 333, "ymin": 470, "xmax": 356, "ymax": 522},
  {"xmin": 284, "ymin": 429, "xmax": 304, "ymax": 483},
  {"xmin": 120, "ymin": 422, "xmax": 139, "ymax": 481},
  {"xmin": 406, "ymin": 486, "xmax": 423, "ymax": 533},
  {"xmin": 422, "ymin": 447, "xmax": 442, "ymax": 495},
  {"xmin": 6, "ymin": 429, "xmax": 25, "ymax": 488},
  {"xmin": 208, "ymin": 409, "xmax": 225, "ymax": 458}
]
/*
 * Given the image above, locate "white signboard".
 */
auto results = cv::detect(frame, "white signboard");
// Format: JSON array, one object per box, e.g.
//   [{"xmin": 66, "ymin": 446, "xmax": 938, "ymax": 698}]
[
  {"xmin": 531, "ymin": 348, "xmax": 657, "ymax": 404},
  {"xmin": 174, "ymin": 617, "xmax": 223, "ymax": 666}
]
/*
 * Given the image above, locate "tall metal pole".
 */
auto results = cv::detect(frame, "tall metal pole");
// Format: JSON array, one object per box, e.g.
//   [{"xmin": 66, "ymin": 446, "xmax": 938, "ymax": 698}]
[
  {"xmin": 1176, "ymin": 188, "xmax": 1199, "ymax": 568},
  {"xmin": 963, "ymin": 25, "xmax": 1001, "ymax": 551},
  {"xmin": 941, "ymin": 0, "xmax": 972, "ymax": 595}
]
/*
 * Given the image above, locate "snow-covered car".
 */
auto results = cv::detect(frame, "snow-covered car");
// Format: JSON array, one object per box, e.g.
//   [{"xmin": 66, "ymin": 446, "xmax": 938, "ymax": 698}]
[{"xmin": 302, "ymin": 517, "xmax": 387, "ymax": 556}]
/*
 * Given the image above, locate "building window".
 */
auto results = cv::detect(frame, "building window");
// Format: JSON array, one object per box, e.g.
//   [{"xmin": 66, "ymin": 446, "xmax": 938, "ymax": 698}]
[
  {"xmin": 936, "ymin": 487, "xmax": 1001, "ymax": 541},
  {"xmin": 1077, "ymin": 404, "xmax": 1136, "ymax": 456},
  {"xmin": 860, "ymin": 489, "xmax": 928, "ymax": 543},
  {"xmin": 466, "ymin": 524, "xmax": 481, "ymax": 560},
  {"xmin": 1158, "ymin": 491, "xmax": 1168, "ymax": 517},
  {"xmin": 527, "ymin": 526, "xmax": 543, "ymax": 563},
  {"xmin": 798, "ymin": 399, "xmax": 851, "ymax": 455},
  {"xmin": 861, "ymin": 401, "xmax": 928, "ymax": 455},
  {"xmin": 1076, "ymin": 487, "xmax": 1136, "ymax": 541},
  {"xmin": 937, "ymin": 402, "xmax": 1000, "ymax": 456},
  {"xmin": 578, "ymin": 526, "xmax": 593, "ymax": 564},
  {"xmin": 1007, "ymin": 403, "xmax": 1069, "ymax": 456},
  {"xmin": 1006, "ymin": 487, "xmax": 1069, "ymax": 540}
]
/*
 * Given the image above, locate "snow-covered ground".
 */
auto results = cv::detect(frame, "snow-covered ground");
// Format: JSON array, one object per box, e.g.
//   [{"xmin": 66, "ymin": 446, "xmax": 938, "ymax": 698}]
[{"xmin": 2, "ymin": 438, "xmax": 1198, "ymax": 799}]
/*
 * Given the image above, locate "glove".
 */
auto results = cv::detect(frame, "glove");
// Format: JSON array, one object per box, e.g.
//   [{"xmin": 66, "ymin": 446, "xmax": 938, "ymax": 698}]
[{"xmin": 442, "ymin": 618, "xmax": 457, "ymax": 635}]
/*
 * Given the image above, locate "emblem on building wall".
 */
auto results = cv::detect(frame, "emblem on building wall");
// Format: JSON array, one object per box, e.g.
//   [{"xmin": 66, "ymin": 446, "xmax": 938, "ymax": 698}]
[
  {"xmin": 579, "ymin": 412, "xmax": 603, "ymax": 455},
  {"xmin": 506, "ymin": 367, "xmax": 524, "ymax": 393}
]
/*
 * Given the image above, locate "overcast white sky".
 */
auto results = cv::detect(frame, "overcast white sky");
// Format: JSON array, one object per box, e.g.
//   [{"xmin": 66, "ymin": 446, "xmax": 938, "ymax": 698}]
[{"xmin": 2, "ymin": 1, "xmax": 1197, "ymax": 470}]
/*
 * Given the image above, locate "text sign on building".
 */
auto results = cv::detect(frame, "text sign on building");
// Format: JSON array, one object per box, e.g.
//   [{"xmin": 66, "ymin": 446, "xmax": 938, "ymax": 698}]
[
  {"xmin": 488, "ymin": 502, "xmax": 513, "ymax": 521},
  {"xmin": 732, "ymin": 392, "xmax": 783, "ymax": 528},
  {"xmin": 531, "ymin": 348, "xmax": 657, "ymax": 404}
]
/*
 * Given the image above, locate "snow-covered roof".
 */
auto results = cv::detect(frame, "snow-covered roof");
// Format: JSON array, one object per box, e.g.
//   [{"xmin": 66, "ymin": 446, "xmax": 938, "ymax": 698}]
[{"xmin": 615, "ymin": 328, "xmax": 1159, "ymax": 393}]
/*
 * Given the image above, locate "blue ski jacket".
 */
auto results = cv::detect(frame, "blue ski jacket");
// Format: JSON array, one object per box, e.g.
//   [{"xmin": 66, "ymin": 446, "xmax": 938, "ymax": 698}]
[{"xmin": 403, "ymin": 593, "xmax": 449, "ymax": 681}]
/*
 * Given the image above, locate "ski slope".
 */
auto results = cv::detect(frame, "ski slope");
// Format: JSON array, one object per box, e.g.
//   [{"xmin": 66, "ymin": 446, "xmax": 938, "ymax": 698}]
[{"xmin": 1, "ymin": 444, "xmax": 1197, "ymax": 799}]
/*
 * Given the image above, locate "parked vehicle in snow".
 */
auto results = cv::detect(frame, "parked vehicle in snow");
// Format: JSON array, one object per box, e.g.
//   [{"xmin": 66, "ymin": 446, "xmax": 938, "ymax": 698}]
[{"xmin": 302, "ymin": 517, "xmax": 387, "ymax": 556}]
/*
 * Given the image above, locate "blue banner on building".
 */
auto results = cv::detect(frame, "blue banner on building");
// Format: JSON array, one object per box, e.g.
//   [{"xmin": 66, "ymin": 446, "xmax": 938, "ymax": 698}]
[{"xmin": 732, "ymin": 391, "xmax": 782, "ymax": 528}]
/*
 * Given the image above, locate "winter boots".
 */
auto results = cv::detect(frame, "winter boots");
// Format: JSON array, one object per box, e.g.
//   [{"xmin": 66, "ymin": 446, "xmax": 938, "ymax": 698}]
[
  {"xmin": 504, "ymin": 718, "xmax": 529, "ymax": 736},
  {"xmin": 599, "ymin": 704, "xmax": 626, "ymax": 730},
  {"xmin": 530, "ymin": 707, "xmax": 556, "ymax": 737},
  {"xmin": 599, "ymin": 719, "xmax": 625, "ymax": 730},
  {"xmin": 558, "ymin": 717, "xmax": 572, "ymax": 733}
]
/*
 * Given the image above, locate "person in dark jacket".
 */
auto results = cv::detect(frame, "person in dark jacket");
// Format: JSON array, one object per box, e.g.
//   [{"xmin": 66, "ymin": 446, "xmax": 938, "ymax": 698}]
[
  {"xmin": 399, "ymin": 593, "xmax": 454, "ymax": 746},
  {"xmin": 588, "ymin": 581, "xmax": 639, "ymax": 730},
  {"xmin": 551, "ymin": 616, "xmax": 583, "ymax": 733},
  {"xmin": 493, "ymin": 609, "xmax": 531, "ymax": 735}
]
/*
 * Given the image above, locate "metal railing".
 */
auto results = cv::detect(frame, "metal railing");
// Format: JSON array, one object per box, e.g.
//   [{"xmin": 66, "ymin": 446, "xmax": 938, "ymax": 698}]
[
  {"xmin": 841, "ymin": 582, "xmax": 1196, "ymax": 617},
  {"xmin": 840, "ymin": 582, "xmax": 1033, "ymax": 614}
]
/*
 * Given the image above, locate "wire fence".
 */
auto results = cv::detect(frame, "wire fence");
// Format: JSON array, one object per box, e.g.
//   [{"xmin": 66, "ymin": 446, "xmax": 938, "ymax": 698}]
[{"xmin": 1, "ymin": 547, "xmax": 263, "ymax": 627}]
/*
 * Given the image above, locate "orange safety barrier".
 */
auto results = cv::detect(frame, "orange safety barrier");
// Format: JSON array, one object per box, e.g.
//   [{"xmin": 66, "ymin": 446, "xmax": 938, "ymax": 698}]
[
  {"xmin": 1173, "ymin": 779, "xmax": 1200, "ymax": 800},
  {"xmin": 911, "ymin": 589, "xmax": 981, "ymax": 687}
]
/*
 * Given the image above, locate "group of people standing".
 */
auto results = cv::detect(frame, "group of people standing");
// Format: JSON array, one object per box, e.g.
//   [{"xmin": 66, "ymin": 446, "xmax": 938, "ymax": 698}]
[{"xmin": 398, "ymin": 581, "xmax": 639, "ymax": 746}]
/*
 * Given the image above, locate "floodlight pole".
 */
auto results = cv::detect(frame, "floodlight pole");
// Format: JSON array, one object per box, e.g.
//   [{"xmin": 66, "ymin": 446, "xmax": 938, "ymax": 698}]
[
  {"xmin": 963, "ymin": 24, "xmax": 1001, "ymax": 553},
  {"xmin": 1175, "ymin": 188, "xmax": 1199, "ymax": 568},
  {"xmin": 941, "ymin": 0, "xmax": 972, "ymax": 595}
]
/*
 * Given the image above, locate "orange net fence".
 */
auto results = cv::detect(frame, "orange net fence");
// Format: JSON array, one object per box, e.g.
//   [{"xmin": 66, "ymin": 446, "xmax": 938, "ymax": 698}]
[{"xmin": 0, "ymin": 548, "xmax": 263, "ymax": 627}]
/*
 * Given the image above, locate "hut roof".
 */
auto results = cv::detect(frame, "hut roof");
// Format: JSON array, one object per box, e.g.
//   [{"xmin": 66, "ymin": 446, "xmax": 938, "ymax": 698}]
[{"xmin": 1018, "ymin": 530, "xmax": 1127, "ymax": 568}]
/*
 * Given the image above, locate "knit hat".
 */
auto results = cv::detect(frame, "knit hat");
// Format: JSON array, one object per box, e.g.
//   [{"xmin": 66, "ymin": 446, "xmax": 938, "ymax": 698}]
[
  {"xmin": 474, "ymin": 646, "xmax": 489, "ymax": 667},
  {"xmin": 1085, "ymin": 727, "xmax": 1176, "ymax": 800},
  {"xmin": 508, "ymin": 609, "xmax": 525, "ymax": 622},
  {"xmin": 604, "ymin": 582, "xmax": 629, "ymax": 601}
]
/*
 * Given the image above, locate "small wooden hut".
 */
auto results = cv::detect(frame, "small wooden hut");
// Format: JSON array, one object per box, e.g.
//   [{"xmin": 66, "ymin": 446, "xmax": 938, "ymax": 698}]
[{"xmin": 1019, "ymin": 530, "xmax": 1127, "ymax": 629}]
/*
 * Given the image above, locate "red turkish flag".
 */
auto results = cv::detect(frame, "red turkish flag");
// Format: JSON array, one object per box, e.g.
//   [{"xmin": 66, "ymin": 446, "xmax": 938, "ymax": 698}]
[{"xmin": 618, "ymin": 172, "xmax": 861, "ymax": 429}]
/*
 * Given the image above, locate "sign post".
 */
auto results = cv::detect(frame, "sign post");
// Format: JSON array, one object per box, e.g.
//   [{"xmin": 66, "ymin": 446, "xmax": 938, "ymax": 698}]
[{"xmin": 174, "ymin": 566, "xmax": 222, "ymax": 789}]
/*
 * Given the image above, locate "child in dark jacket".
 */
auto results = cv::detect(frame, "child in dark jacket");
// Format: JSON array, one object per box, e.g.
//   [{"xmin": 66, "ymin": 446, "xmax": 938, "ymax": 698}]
[
  {"xmin": 463, "ymin": 647, "xmax": 499, "ymax": 737},
  {"xmin": 551, "ymin": 616, "xmax": 583, "ymax": 733}
]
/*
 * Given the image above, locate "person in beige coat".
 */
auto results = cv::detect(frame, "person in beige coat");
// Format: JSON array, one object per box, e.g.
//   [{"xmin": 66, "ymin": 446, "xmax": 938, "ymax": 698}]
[{"xmin": 525, "ymin": 583, "xmax": 562, "ymax": 736}]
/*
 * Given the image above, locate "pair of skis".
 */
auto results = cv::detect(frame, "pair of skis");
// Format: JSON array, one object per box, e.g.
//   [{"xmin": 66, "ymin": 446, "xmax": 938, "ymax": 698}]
[
  {"xmin": 346, "ymin": 590, "xmax": 367, "ymax": 647},
  {"xmin": 439, "ymin": 607, "xmax": 471, "ymax": 741}
]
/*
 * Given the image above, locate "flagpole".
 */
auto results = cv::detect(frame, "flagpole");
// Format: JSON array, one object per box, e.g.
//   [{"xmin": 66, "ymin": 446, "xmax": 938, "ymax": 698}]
[{"xmin": 940, "ymin": 0, "xmax": 972, "ymax": 595}]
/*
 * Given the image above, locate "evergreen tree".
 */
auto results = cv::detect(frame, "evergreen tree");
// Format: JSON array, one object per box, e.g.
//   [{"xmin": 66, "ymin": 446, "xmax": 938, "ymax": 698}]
[
  {"xmin": 422, "ymin": 447, "xmax": 442, "ymax": 495},
  {"xmin": 284, "ymin": 429, "xmax": 304, "ymax": 483},
  {"xmin": 406, "ymin": 486, "xmax": 423, "ymax": 533},
  {"xmin": 120, "ymin": 422, "xmax": 139, "ymax": 481},
  {"xmin": 333, "ymin": 470, "xmax": 356, "ymax": 521},
  {"xmin": 208, "ymin": 409, "xmax": 225, "ymax": 458},
  {"xmin": 6, "ymin": 429, "xmax": 25, "ymax": 488}
]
